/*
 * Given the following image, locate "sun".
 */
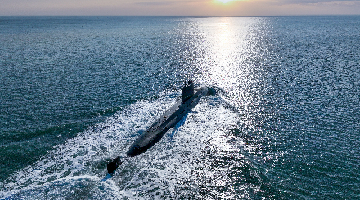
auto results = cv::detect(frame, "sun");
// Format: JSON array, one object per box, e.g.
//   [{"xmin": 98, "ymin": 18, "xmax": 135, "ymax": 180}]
[{"xmin": 217, "ymin": 0, "xmax": 236, "ymax": 3}]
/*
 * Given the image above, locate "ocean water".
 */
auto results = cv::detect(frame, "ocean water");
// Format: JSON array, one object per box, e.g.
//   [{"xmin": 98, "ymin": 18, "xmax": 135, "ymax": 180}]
[{"xmin": 0, "ymin": 16, "xmax": 359, "ymax": 199}]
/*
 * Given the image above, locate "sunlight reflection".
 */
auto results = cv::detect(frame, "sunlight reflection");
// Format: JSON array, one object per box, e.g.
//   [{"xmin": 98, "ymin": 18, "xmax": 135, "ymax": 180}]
[
  {"xmin": 197, "ymin": 18, "xmax": 256, "ymax": 103},
  {"xmin": 194, "ymin": 17, "xmax": 276, "ymax": 155}
]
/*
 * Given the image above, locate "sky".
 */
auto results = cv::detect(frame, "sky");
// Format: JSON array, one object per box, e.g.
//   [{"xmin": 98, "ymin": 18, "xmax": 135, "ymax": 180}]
[{"xmin": 1, "ymin": 0, "xmax": 360, "ymax": 16}]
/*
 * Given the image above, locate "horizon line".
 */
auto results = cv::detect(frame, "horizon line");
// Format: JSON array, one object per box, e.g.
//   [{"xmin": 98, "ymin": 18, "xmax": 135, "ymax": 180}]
[{"xmin": 1, "ymin": 14, "xmax": 360, "ymax": 17}]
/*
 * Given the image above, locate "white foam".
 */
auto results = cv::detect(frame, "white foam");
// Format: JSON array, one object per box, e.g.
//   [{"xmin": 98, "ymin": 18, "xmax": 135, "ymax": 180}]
[{"xmin": 1, "ymin": 92, "xmax": 244, "ymax": 199}]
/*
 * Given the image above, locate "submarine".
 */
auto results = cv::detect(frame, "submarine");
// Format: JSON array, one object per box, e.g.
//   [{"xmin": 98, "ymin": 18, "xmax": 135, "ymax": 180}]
[{"xmin": 107, "ymin": 81, "xmax": 215, "ymax": 175}]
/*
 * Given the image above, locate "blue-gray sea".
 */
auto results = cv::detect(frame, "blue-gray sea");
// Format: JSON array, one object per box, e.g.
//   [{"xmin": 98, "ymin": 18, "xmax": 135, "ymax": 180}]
[{"xmin": 0, "ymin": 16, "xmax": 359, "ymax": 199}]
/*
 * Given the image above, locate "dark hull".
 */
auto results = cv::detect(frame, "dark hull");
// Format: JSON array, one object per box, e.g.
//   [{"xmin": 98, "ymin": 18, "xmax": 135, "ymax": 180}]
[{"xmin": 126, "ymin": 87, "xmax": 209, "ymax": 157}]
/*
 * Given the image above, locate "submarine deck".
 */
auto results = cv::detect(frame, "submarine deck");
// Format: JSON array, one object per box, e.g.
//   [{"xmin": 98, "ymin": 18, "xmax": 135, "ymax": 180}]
[{"xmin": 126, "ymin": 87, "xmax": 209, "ymax": 157}]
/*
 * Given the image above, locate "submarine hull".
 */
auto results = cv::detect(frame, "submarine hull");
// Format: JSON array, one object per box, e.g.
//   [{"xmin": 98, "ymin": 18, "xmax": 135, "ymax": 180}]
[{"xmin": 126, "ymin": 87, "xmax": 209, "ymax": 157}]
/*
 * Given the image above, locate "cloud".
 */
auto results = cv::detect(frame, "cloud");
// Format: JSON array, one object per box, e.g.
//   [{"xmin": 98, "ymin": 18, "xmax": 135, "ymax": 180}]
[
  {"xmin": 135, "ymin": 1, "xmax": 177, "ymax": 6},
  {"xmin": 0, "ymin": 0, "xmax": 359, "ymax": 16},
  {"xmin": 276, "ymin": 0, "xmax": 360, "ymax": 4}
]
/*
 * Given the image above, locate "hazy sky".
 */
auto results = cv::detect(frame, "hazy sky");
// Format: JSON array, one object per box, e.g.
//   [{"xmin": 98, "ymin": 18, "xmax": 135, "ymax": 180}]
[{"xmin": 1, "ymin": 0, "xmax": 360, "ymax": 16}]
